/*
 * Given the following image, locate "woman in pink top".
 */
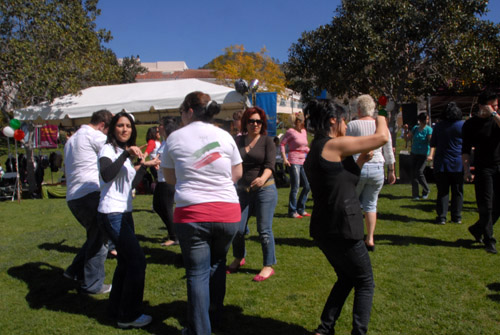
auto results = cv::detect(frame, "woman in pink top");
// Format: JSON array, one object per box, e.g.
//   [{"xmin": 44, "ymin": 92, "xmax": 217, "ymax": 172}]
[{"xmin": 281, "ymin": 112, "xmax": 311, "ymax": 218}]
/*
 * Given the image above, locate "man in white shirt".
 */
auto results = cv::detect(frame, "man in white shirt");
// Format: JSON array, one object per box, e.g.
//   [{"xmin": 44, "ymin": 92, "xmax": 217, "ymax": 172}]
[{"xmin": 64, "ymin": 110, "xmax": 113, "ymax": 294}]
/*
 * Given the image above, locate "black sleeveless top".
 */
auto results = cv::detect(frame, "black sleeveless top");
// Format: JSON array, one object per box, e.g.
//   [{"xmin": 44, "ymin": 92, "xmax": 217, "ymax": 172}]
[{"xmin": 304, "ymin": 136, "xmax": 364, "ymax": 240}]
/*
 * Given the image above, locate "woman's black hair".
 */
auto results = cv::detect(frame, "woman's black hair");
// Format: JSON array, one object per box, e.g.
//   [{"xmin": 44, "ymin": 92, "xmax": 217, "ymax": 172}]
[
  {"xmin": 161, "ymin": 116, "xmax": 178, "ymax": 138},
  {"xmin": 417, "ymin": 112, "xmax": 428, "ymax": 123},
  {"xmin": 303, "ymin": 99, "xmax": 347, "ymax": 138},
  {"xmin": 442, "ymin": 102, "xmax": 462, "ymax": 121},
  {"xmin": 182, "ymin": 91, "xmax": 220, "ymax": 123},
  {"xmin": 478, "ymin": 90, "xmax": 498, "ymax": 106},
  {"xmin": 107, "ymin": 111, "xmax": 137, "ymax": 151},
  {"xmin": 145, "ymin": 126, "xmax": 159, "ymax": 142}
]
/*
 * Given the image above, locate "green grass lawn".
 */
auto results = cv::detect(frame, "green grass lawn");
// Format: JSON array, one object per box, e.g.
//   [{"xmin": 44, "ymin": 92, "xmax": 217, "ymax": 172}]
[{"xmin": 1, "ymin": 182, "xmax": 500, "ymax": 335}]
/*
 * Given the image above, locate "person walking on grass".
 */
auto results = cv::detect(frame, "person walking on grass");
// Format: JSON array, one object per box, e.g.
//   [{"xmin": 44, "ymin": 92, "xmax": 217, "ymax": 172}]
[
  {"xmin": 404, "ymin": 112, "xmax": 433, "ymax": 200},
  {"xmin": 346, "ymin": 94, "xmax": 396, "ymax": 251},
  {"xmin": 304, "ymin": 99, "xmax": 388, "ymax": 335},
  {"xmin": 63, "ymin": 109, "xmax": 113, "ymax": 295},
  {"xmin": 280, "ymin": 111, "xmax": 311, "ymax": 219},
  {"xmin": 463, "ymin": 90, "xmax": 500, "ymax": 254},
  {"xmin": 429, "ymin": 102, "xmax": 464, "ymax": 225}
]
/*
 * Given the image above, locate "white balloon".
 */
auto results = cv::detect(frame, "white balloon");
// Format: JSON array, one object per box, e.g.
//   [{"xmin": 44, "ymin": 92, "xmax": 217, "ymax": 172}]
[
  {"xmin": 385, "ymin": 100, "xmax": 395, "ymax": 112},
  {"xmin": 2, "ymin": 126, "xmax": 14, "ymax": 137}
]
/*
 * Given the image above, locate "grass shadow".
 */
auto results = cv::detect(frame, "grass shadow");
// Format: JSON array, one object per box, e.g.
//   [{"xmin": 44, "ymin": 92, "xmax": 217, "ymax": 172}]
[
  {"xmin": 149, "ymin": 301, "xmax": 309, "ymax": 335},
  {"xmin": 487, "ymin": 283, "xmax": 500, "ymax": 302},
  {"xmin": 141, "ymin": 246, "xmax": 184, "ymax": 268},
  {"xmin": 378, "ymin": 193, "xmax": 410, "ymax": 201},
  {"xmin": 219, "ymin": 304, "xmax": 310, "ymax": 335},
  {"xmin": 377, "ymin": 212, "xmax": 431, "ymax": 224},
  {"xmin": 38, "ymin": 239, "xmax": 80, "ymax": 254},
  {"xmin": 136, "ymin": 233, "xmax": 165, "ymax": 244},
  {"xmin": 7, "ymin": 262, "xmax": 180, "ymax": 333},
  {"xmin": 375, "ymin": 234, "xmax": 484, "ymax": 250},
  {"xmin": 400, "ymin": 203, "xmax": 435, "ymax": 211},
  {"xmin": 273, "ymin": 237, "xmax": 316, "ymax": 248}
]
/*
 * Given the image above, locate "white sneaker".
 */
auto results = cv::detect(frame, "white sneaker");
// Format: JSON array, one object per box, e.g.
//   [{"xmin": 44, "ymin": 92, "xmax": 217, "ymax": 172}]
[
  {"xmin": 117, "ymin": 314, "xmax": 152, "ymax": 329},
  {"xmin": 83, "ymin": 284, "xmax": 112, "ymax": 295}
]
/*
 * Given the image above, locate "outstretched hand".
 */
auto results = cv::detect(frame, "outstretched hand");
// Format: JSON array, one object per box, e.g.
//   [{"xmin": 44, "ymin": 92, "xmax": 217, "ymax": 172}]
[
  {"xmin": 126, "ymin": 146, "xmax": 144, "ymax": 159},
  {"xmin": 143, "ymin": 156, "xmax": 161, "ymax": 168}
]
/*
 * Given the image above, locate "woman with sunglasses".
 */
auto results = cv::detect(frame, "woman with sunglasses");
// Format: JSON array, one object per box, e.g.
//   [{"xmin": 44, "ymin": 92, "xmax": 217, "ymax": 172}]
[{"xmin": 227, "ymin": 107, "xmax": 278, "ymax": 282}]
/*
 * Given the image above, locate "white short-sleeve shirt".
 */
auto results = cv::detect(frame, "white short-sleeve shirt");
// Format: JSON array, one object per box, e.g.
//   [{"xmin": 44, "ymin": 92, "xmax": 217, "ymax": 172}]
[
  {"xmin": 64, "ymin": 125, "xmax": 107, "ymax": 201},
  {"xmin": 156, "ymin": 140, "xmax": 166, "ymax": 183},
  {"xmin": 97, "ymin": 144, "xmax": 136, "ymax": 213},
  {"xmin": 161, "ymin": 121, "xmax": 242, "ymax": 208}
]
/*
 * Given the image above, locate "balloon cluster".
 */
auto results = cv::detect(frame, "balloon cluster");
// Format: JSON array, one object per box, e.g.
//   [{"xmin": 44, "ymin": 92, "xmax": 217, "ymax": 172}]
[
  {"xmin": 249, "ymin": 79, "xmax": 259, "ymax": 93},
  {"xmin": 2, "ymin": 119, "xmax": 25, "ymax": 141},
  {"xmin": 234, "ymin": 79, "xmax": 249, "ymax": 95},
  {"xmin": 378, "ymin": 95, "xmax": 388, "ymax": 117},
  {"xmin": 234, "ymin": 78, "xmax": 260, "ymax": 95}
]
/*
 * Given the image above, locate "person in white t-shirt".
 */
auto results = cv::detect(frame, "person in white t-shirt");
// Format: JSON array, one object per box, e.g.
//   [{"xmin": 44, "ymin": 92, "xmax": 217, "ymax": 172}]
[
  {"xmin": 63, "ymin": 109, "xmax": 113, "ymax": 294},
  {"xmin": 162, "ymin": 91, "xmax": 243, "ymax": 335},
  {"xmin": 96, "ymin": 111, "xmax": 160, "ymax": 329}
]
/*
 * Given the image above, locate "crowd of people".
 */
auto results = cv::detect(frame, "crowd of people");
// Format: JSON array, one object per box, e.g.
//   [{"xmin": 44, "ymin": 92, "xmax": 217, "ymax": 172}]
[{"xmin": 61, "ymin": 89, "xmax": 500, "ymax": 334}]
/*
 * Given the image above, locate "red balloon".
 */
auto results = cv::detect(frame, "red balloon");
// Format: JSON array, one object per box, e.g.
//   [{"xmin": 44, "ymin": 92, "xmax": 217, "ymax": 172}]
[
  {"xmin": 14, "ymin": 129, "xmax": 25, "ymax": 141},
  {"xmin": 378, "ymin": 95, "xmax": 388, "ymax": 106}
]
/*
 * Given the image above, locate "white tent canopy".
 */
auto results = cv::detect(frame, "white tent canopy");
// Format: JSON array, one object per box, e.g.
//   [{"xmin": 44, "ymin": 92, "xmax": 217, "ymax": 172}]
[{"xmin": 14, "ymin": 79, "xmax": 246, "ymax": 125}]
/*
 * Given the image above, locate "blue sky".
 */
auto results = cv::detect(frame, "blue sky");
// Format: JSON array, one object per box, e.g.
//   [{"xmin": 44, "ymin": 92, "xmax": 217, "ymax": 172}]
[{"xmin": 95, "ymin": 0, "xmax": 500, "ymax": 69}]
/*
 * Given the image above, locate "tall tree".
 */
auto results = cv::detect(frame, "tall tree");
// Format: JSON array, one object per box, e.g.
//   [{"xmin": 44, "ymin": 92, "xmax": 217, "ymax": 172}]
[
  {"xmin": 285, "ymin": 0, "xmax": 500, "ymax": 139},
  {"xmin": 205, "ymin": 45, "xmax": 286, "ymax": 95},
  {"xmin": 0, "ymin": 0, "xmax": 122, "ymax": 196},
  {"xmin": 120, "ymin": 55, "xmax": 147, "ymax": 83}
]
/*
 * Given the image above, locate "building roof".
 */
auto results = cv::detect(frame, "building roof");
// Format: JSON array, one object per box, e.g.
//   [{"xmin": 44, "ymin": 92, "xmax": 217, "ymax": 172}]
[
  {"xmin": 136, "ymin": 69, "xmax": 220, "ymax": 82},
  {"xmin": 140, "ymin": 61, "xmax": 188, "ymax": 73}
]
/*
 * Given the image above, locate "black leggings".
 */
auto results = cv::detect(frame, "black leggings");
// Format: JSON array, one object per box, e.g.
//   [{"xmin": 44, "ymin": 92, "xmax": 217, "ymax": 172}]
[{"xmin": 153, "ymin": 182, "xmax": 176, "ymax": 241}]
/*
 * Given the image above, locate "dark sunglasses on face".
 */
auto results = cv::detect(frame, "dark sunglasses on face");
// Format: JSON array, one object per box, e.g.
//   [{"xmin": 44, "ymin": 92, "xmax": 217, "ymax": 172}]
[{"xmin": 248, "ymin": 119, "xmax": 263, "ymax": 125}]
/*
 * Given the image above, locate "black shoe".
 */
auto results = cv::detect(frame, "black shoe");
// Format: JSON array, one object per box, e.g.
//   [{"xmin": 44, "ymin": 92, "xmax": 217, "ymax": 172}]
[
  {"xmin": 485, "ymin": 242, "xmax": 497, "ymax": 254},
  {"xmin": 468, "ymin": 226, "xmax": 483, "ymax": 243},
  {"xmin": 435, "ymin": 219, "xmax": 446, "ymax": 225},
  {"xmin": 451, "ymin": 220, "xmax": 462, "ymax": 224}
]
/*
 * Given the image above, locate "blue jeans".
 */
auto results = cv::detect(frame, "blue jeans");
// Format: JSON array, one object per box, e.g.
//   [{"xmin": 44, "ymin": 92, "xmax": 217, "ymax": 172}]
[
  {"xmin": 175, "ymin": 221, "xmax": 239, "ymax": 335},
  {"xmin": 66, "ymin": 191, "xmax": 108, "ymax": 293},
  {"xmin": 356, "ymin": 164, "xmax": 385, "ymax": 213},
  {"xmin": 232, "ymin": 183, "xmax": 278, "ymax": 266},
  {"xmin": 98, "ymin": 212, "xmax": 146, "ymax": 323},
  {"xmin": 315, "ymin": 238, "xmax": 374, "ymax": 335},
  {"xmin": 288, "ymin": 164, "xmax": 310, "ymax": 215}
]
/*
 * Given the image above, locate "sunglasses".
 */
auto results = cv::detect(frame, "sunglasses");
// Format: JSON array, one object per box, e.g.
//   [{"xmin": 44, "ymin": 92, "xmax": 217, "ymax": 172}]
[{"xmin": 248, "ymin": 119, "xmax": 263, "ymax": 125}]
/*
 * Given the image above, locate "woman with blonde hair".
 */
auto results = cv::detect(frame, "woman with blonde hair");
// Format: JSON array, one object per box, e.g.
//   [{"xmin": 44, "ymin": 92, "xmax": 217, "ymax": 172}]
[{"xmin": 346, "ymin": 94, "xmax": 396, "ymax": 251}]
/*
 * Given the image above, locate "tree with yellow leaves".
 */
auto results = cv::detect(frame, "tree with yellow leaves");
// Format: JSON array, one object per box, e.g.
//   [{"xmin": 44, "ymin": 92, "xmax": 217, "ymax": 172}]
[{"xmin": 205, "ymin": 45, "xmax": 286, "ymax": 95}]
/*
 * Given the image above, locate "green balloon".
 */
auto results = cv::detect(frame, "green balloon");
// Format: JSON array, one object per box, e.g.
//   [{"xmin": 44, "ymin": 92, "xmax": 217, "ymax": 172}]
[
  {"xmin": 378, "ymin": 109, "xmax": 388, "ymax": 117},
  {"xmin": 9, "ymin": 119, "xmax": 21, "ymax": 130}
]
